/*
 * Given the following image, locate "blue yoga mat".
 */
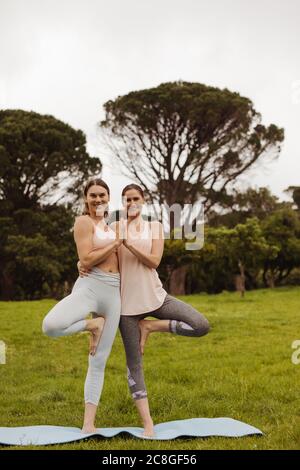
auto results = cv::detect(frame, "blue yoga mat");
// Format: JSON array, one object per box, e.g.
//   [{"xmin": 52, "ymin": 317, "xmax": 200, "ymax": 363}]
[{"xmin": 0, "ymin": 418, "xmax": 263, "ymax": 445}]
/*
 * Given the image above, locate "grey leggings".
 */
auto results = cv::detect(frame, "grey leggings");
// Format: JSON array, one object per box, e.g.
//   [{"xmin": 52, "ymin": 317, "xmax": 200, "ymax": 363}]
[
  {"xmin": 119, "ymin": 294, "xmax": 210, "ymax": 400},
  {"xmin": 42, "ymin": 267, "xmax": 121, "ymax": 406}
]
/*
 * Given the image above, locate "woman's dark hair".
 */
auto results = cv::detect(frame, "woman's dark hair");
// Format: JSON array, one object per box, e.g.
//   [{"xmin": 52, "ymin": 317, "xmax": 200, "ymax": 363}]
[
  {"xmin": 82, "ymin": 178, "xmax": 110, "ymax": 217},
  {"xmin": 121, "ymin": 184, "xmax": 144, "ymax": 199}
]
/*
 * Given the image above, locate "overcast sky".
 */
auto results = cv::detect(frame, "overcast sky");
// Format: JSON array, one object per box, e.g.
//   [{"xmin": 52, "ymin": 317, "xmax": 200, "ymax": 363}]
[{"xmin": 1, "ymin": 0, "xmax": 299, "ymax": 209}]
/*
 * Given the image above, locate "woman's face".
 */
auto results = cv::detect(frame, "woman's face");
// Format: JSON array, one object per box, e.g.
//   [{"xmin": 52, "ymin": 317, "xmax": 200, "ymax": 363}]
[
  {"xmin": 85, "ymin": 185, "xmax": 109, "ymax": 216},
  {"xmin": 122, "ymin": 188, "xmax": 144, "ymax": 218}
]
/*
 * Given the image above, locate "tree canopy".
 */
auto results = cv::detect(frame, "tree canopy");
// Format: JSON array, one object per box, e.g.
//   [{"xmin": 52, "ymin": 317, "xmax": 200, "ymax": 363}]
[
  {"xmin": 100, "ymin": 81, "xmax": 284, "ymax": 210},
  {"xmin": 0, "ymin": 109, "xmax": 102, "ymax": 214}
]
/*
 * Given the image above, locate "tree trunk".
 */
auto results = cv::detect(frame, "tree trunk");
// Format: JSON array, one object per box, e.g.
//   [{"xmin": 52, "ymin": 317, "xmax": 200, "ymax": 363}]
[
  {"xmin": 169, "ymin": 265, "xmax": 188, "ymax": 295},
  {"xmin": 263, "ymin": 268, "xmax": 268, "ymax": 287},
  {"xmin": 63, "ymin": 280, "xmax": 71, "ymax": 297},
  {"xmin": 0, "ymin": 270, "xmax": 14, "ymax": 300},
  {"xmin": 235, "ymin": 260, "xmax": 246, "ymax": 297},
  {"xmin": 266, "ymin": 271, "xmax": 275, "ymax": 288}
]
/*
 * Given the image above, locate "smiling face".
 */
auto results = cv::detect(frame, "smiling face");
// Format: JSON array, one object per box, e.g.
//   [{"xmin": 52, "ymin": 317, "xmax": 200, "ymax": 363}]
[
  {"xmin": 85, "ymin": 184, "xmax": 110, "ymax": 218},
  {"xmin": 122, "ymin": 188, "xmax": 144, "ymax": 218}
]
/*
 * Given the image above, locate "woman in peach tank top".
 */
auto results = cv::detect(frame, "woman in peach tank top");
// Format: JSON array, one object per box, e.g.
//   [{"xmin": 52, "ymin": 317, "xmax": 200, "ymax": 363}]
[
  {"xmin": 118, "ymin": 184, "xmax": 210, "ymax": 437},
  {"xmin": 118, "ymin": 216, "xmax": 167, "ymax": 316}
]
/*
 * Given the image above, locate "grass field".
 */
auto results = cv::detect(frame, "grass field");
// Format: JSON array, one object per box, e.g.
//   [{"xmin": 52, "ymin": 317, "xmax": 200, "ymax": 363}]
[{"xmin": 0, "ymin": 287, "xmax": 299, "ymax": 450}]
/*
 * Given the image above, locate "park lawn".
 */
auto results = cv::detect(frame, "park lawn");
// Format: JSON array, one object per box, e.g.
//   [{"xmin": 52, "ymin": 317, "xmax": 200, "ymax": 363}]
[{"xmin": 0, "ymin": 287, "xmax": 299, "ymax": 450}]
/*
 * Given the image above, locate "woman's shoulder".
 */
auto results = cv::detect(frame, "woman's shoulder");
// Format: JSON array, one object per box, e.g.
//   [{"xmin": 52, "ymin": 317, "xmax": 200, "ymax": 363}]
[
  {"xmin": 148, "ymin": 219, "xmax": 164, "ymax": 239},
  {"xmin": 73, "ymin": 215, "xmax": 93, "ymax": 231},
  {"xmin": 75, "ymin": 214, "xmax": 91, "ymax": 223},
  {"xmin": 148, "ymin": 219, "xmax": 162, "ymax": 227}
]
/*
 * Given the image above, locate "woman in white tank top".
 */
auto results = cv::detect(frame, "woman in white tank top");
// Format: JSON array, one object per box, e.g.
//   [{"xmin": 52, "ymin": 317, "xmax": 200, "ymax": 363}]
[{"xmin": 42, "ymin": 178, "xmax": 123, "ymax": 434}]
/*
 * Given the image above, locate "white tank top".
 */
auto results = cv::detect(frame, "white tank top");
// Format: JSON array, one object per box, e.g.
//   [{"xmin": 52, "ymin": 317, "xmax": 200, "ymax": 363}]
[{"xmin": 91, "ymin": 219, "xmax": 116, "ymax": 249}]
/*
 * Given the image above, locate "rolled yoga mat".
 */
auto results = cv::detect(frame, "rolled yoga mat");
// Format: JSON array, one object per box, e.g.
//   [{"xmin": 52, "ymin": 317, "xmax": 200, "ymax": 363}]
[{"xmin": 0, "ymin": 418, "xmax": 263, "ymax": 446}]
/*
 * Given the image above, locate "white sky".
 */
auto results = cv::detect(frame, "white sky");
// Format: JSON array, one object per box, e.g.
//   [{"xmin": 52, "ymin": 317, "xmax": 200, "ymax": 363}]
[{"xmin": 1, "ymin": 0, "xmax": 299, "ymax": 209}]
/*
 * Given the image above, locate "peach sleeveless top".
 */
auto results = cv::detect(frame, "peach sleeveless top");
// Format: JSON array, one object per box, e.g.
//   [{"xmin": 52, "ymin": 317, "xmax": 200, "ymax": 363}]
[{"xmin": 117, "ymin": 219, "xmax": 167, "ymax": 316}]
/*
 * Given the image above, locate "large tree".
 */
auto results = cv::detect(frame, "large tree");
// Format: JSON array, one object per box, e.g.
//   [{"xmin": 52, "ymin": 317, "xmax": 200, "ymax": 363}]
[
  {"xmin": 100, "ymin": 81, "xmax": 284, "ymax": 211},
  {"xmin": 0, "ymin": 109, "xmax": 102, "ymax": 214},
  {"xmin": 0, "ymin": 109, "xmax": 102, "ymax": 299}
]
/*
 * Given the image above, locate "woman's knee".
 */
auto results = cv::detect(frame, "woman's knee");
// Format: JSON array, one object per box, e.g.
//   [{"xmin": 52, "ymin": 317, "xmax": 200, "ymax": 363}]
[
  {"xmin": 42, "ymin": 316, "xmax": 60, "ymax": 337},
  {"xmin": 90, "ymin": 360, "xmax": 106, "ymax": 374},
  {"xmin": 194, "ymin": 316, "xmax": 210, "ymax": 337},
  {"xmin": 89, "ymin": 348, "xmax": 111, "ymax": 372}
]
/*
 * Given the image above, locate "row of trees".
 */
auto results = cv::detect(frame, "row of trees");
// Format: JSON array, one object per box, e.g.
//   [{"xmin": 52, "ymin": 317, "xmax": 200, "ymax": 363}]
[
  {"xmin": 162, "ymin": 208, "xmax": 300, "ymax": 295},
  {"xmin": 2, "ymin": 202, "xmax": 299, "ymax": 300},
  {"xmin": 0, "ymin": 81, "xmax": 298, "ymax": 299}
]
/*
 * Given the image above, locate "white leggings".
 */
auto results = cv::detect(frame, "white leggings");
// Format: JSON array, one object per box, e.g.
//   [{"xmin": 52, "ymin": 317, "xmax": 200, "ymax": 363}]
[{"xmin": 42, "ymin": 267, "xmax": 121, "ymax": 406}]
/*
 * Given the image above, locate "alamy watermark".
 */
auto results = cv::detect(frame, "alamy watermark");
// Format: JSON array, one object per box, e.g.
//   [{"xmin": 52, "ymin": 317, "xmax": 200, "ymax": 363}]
[
  {"xmin": 291, "ymin": 340, "xmax": 300, "ymax": 365},
  {"xmin": 0, "ymin": 340, "xmax": 6, "ymax": 364},
  {"xmin": 108, "ymin": 200, "xmax": 205, "ymax": 251}
]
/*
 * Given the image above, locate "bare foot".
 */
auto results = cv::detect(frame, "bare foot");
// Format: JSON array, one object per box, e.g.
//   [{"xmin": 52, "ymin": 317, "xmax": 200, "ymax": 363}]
[
  {"xmin": 81, "ymin": 424, "xmax": 97, "ymax": 434},
  {"xmin": 87, "ymin": 317, "xmax": 105, "ymax": 356},
  {"xmin": 139, "ymin": 319, "xmax": 152, "ymax": 355},
  {"xmin": 142, "ymin": 419, "xmax": 155, "ymax": 438}
]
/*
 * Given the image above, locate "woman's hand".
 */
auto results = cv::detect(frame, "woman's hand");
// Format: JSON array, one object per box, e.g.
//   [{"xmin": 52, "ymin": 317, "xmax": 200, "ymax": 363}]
[
  {"xmin": 123, "ymin": 237, "xmax": 132, "ymax": 249},
  {"xmin": 119, "ymin": 218, "xmax": 134, "ymax": 248},
  {"xmin": 115, "ymin": 218, "xmax": 126, "ymax": 247},
  {"xmin": 77, "ymin": 260, "xmax": 90, "ymax": 277}
]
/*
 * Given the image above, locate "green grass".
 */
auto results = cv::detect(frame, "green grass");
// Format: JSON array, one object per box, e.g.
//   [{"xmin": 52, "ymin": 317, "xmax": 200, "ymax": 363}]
[{"xmin": 0, "ymin": 287, "xmax": 299, "ymax": 450}]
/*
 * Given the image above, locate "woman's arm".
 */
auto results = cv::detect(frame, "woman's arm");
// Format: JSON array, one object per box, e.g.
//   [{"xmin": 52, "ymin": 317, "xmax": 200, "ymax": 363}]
[
  {"xmin": 123, "ymin": 220, "xmax": 164, "ymax": 269},
  {"xmin": 73, "ymin": 216, "xmax": 121, "ymax": 269}
]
